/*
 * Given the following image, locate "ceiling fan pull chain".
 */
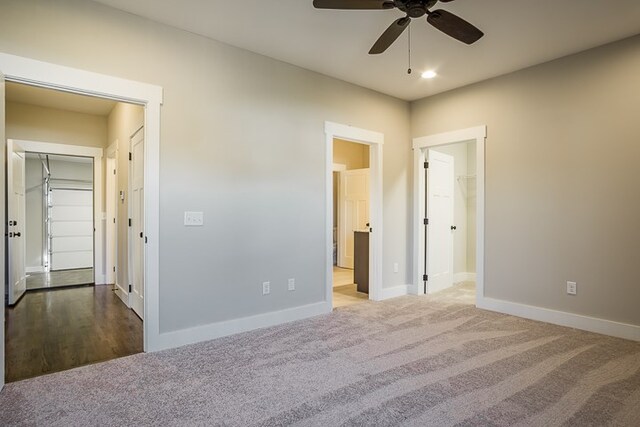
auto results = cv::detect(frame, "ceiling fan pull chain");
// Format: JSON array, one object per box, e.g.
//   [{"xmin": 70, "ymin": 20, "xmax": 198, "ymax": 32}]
[{"xmin": 407, "ymin": 22, "xmax": 412, "ymax": 75}]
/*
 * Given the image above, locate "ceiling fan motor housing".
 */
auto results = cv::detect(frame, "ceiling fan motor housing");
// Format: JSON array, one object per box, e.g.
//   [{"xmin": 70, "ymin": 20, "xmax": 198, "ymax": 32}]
[{"xmin": 396, "ymin": 0, "xmax": 437, "ymax": 18}]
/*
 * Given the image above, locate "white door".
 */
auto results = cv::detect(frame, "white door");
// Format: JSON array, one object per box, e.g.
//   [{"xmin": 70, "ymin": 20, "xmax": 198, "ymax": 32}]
[
  {"xmin": 105, "ymin": 156, "xmax": 116, "ymax": 284},
  {"xmin": 7, "ymin": 139, "xmax": 27, "ymax": 305},
  {"xmin": 1, "ymin": 70, "xmax": 6, "ymax": 390},
  {"xmin": 338, "ymin": 168, "xmax": 370, "ymax": 269},
  {"xmin": 427, "ymin": 149, "xmax": 455, "ymax": 293},
  {"xmin": 129, "ymin": 128, "xmax": 144, "ymax": 319}
]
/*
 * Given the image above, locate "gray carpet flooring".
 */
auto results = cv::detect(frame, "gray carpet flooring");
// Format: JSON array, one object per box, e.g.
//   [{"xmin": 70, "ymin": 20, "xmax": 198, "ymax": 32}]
[{"xmin": 1, "ymin": 283, "xmax": 640, "ymax": 426}]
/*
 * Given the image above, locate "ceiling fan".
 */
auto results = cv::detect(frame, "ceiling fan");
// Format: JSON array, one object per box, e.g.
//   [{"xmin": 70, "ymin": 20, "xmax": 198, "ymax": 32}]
[{"xmin": 313, "ymin": 0, "xmax": 484, "ymax": 54}]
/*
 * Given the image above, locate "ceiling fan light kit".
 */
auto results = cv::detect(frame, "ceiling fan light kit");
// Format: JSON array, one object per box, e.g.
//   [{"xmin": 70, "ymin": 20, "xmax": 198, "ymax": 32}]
[{"xmin": 313, "ymin": 0, "xmax": 484, "ymax": 56}]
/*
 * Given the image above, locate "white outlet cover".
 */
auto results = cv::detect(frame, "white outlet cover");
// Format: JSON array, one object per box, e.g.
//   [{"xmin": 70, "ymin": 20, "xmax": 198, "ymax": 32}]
[
  {"xmin": 262, "ymin": 281, "xmax": 270, "ymax": 295},
  {"xmin": 184, "ymin": 211, "xmax": 204, "ymax": 226},
  {"xmin": 567, "ymin": 281, "xmax": 577, "ymax": 295},
  {"xmin": 288, "ymin": 278, "xmax": 295, "ymax": 291},
  {"xmin": 393, "ymin": 263, "xmax": 399, "ymax": 273}
]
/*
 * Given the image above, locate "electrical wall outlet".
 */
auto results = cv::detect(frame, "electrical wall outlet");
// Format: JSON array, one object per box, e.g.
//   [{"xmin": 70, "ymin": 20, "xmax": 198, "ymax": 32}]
[
  {"xmin": 288, "ymin": 278, "xmax": 295, "ymax": 291},
  {"xmin": 567, "ymin": 281, "xmax": 577, "ymax": 295},
  {"xmin": 184, "ymin": 211, "xmax": 204, "ymax": 226},
  {"xmin": 393, "ymin": 263, "xmax": 399, "ymax": 273},
  {"xmin": 262, "ymin": 281, "xmax": 270, "ymax": 295}
]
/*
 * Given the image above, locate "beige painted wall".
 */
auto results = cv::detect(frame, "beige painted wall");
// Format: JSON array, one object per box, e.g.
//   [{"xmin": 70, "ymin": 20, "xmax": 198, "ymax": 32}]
[
  {"xmin": 0, "ymin": 0, "xmax": 412, "ymax": 333},
  {"xmin": 412, "ymin": 34, "xmax": 640, "ymax": 326},
  {"xmin": 6, "ymin": 101, "xmax": 108, "ymax": 148},
  {"xmin": 106, "ymin": 102, "xmax": 144, "ymax": 289},
  {"xmin": 333, "ymin": 138, "xmax": 370, "ymax": 170}
]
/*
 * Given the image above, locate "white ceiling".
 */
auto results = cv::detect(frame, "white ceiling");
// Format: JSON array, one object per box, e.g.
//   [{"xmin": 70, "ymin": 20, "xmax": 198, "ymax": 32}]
[
  {"xmin": 92, "ymin": 0, "xmax": 640, "ymax": 101},
  {"xmin": 6, "ymin": 82, "xmax": 117, "ymax": 116}
]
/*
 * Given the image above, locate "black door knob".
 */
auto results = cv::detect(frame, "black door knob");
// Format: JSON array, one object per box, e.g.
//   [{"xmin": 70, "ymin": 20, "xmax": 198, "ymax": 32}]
[{"xmin": 451, "ymin": 226, "xmax": 457, "ymax": 231}]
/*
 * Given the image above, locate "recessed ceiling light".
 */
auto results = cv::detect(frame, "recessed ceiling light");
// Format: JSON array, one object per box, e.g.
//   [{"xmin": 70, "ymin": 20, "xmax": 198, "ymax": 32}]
[{"xmin": 421, "ymin": 70, "xmax": 437, "ymax": 79}]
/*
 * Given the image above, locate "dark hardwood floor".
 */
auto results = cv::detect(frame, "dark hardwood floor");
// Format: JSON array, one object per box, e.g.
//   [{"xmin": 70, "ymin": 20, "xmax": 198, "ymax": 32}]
[{"xmin": 5, "ymin": 285, "xmax": 143, "ymax": 383}]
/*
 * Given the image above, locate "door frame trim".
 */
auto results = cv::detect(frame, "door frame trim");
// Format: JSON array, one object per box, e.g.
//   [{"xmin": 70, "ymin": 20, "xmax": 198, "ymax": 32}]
[
  {"xmin": 9, "ymin": 139, "xmax": 103, "ymax": 282},
  {"xmin": 325, "ymin": 121, "xmax": 384, "ymax": 303},
  {"xmin": 0, "ymin": 52, "xmax": 163, "ymax": 355},
  {"xmin": 105, "ymin": 140, "xmax": 120, "ymax": 294},
  {"xmin": 411, "ymin": 126, "xmax": 486, "ymax": 306}
]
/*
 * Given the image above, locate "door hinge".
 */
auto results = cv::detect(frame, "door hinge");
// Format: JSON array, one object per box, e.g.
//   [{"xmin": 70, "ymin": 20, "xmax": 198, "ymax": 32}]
[
  {"xmin": 424, "ymin": 161, "xmax": 429, "ymax": 169},
  {"xmin": 129, "ymin": 152, "xmax": 132, "ymax": 161},
  {"xmin": 113, "ymin": 266, "xmax": 116, "ymax": 272},
  {"xmin": 423, "ymin": 274, "xmax": 429, "ymax": 282},
  {"xmin": 128, "ymin": 218, "xmax": 132, "ymax": 227},
  {"xmin": 113, "ymin": 169, "xmax": 116, "ymax": 175},
  {"xmin": 145, "ymin": 236, "xmax": 148, "ymax": 244},
  {"xmin": 113, "ymin": 218, "xmax": 116, "ymax": 224},
  {"xmin": 128, "ymin": 284, "xmax": 132, "ymax": 293},
  {"xmin": 423, "ymin": 218, "xmax": 429, "ymax": 225}
]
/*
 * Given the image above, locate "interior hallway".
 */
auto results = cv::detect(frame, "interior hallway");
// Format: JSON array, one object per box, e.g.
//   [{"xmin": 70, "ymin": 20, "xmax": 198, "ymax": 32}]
[
  {"xmin": 4, "ymin": 285, "xmax": 142, "ymax": 383},
  {"xmin": 333, "ymin": 266, "xmax": 368, "ymax": 308}
]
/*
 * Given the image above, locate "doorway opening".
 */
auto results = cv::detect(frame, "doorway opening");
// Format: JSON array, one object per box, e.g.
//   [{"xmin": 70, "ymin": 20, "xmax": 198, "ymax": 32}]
[
  {"xmin": 412, "ymin": 126, "xmax": 486, "ymax": 305},
  {"xmin": 4, "ymin": 81, "xmax": 144, "ymax": 382},
  {"xmin": 423, "ymin": 141, "xmax": 477, "ymax": 302},
  {"xmin": 324, "ymin": 121, "xmax": 384, "ymax": 308},
  {"xmin": 25, "ymin": 152, "xmax": 94, "ymax": 290},
  {"xmin": 332, "ymin": 138, "xmax": 370, "ymax": 308}
]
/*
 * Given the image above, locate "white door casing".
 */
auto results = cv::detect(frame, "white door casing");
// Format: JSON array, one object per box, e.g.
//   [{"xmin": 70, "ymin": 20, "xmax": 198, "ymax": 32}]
[
  {"xmin": 129, "ymin": 127, "xmax": 145, "ymax": 319},
  {"xmin": 0, "ymin": 69, "xmax": 5, "ymax": 390},
  {"xmin": 338, "ymin": 168, "xmax": 370, "ymax": 269},
  {"xmin": 0, "ymin": 52, "xmax": 162, "ymax": 352},
  {"xmin": 7, "ymin": 139, "xmax": 27, "ymax": 305},
  {"xmin": 325, "ymin": 122, "xmax": 384, "ymax": 304},
  {"xmin": 427, "ymin": 150, "xmax": 455, "ymax": 293},
  {"xmin": 412, "ymin": 125, "xmax": 486, "ymax": 301}
]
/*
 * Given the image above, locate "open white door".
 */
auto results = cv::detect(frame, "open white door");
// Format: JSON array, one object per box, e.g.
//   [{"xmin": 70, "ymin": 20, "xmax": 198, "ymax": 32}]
[
  {"xmin": 7, "ymin": 139, "xmax": 27, "ymax": 305},
  {"xmin": 105, "ymin": 155, "xmax": 117, "ymax": 284},
  {"xmin": 1, "ymin": 70, "xmax": 6, "ymax": 390},
  {"xmin": 338, "ymin": 168, "xmax": 370, "ymax": 269},
  {"xmin": 427, "ymin": 149, "xmax": 454, "ymax": 293},
  {"xmin": 129, "ymin": 128, "xmax": 144, "ymax": 319}
]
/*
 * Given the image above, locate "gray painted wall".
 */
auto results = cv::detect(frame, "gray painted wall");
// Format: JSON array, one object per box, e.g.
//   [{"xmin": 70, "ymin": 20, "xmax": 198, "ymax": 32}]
[
  {"xmin": 412, "ymin": 35, "xmax": 640, "ymax": 326},
  {"xmin": 0, "ymin": 0, "xmax": 411, "ymax": 333}
]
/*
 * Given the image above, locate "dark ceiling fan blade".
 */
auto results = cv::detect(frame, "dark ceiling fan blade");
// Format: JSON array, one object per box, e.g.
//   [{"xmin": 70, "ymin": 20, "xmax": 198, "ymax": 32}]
[
  {"xmin": 427, "ymin": 9, "xmax": 484, "ymax": 44},
  {"xmin": 313, "ymin": 0, "xmax": 391, "ymax": 10},
  {"xmin": 369, "ymin": 17, "xmax": 410, "ymax": 54}
]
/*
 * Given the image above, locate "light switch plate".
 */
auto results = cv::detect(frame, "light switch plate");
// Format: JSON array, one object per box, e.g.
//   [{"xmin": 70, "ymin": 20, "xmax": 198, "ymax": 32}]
[{"xmin": 184, "ymin": 211, "xmax": 204, "ymax": 226}]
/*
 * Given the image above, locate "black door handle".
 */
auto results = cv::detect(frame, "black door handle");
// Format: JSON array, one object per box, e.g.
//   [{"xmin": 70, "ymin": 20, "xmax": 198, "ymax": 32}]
[
  {"xmin": 14, "ymin": 232, "xmax": 21, "ymax": 237},
  {"xmin": 451, "ymin": 226, "xmax": 457, "ymax": 231}
]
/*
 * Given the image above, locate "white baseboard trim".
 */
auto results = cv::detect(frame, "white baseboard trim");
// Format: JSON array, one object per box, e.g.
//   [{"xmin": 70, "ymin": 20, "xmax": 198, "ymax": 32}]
[
  {"xmin": 26, "ymin": 266, "xmax": 45, "ymax": 273},
  {"xmin": 151, "ymin": 301, "xmax": 332, "ymax": 352},
  {"xmin": 454, "ymin": 272, "xmax": 476, "ymax": 283},
  {"xmin": 380, "ymin": 285, "xmax": 408, "ymax": 300},
  {"xmin": 477, "ymin": 297, "xmax": 640, "ymax": 342},
  {"xmin": 114, "ymin": 283, "xmax": 129, "ymax": 307},
  {"xmin": 407, "ymin": 283, "xmax": 421, "ymax": 295}
]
